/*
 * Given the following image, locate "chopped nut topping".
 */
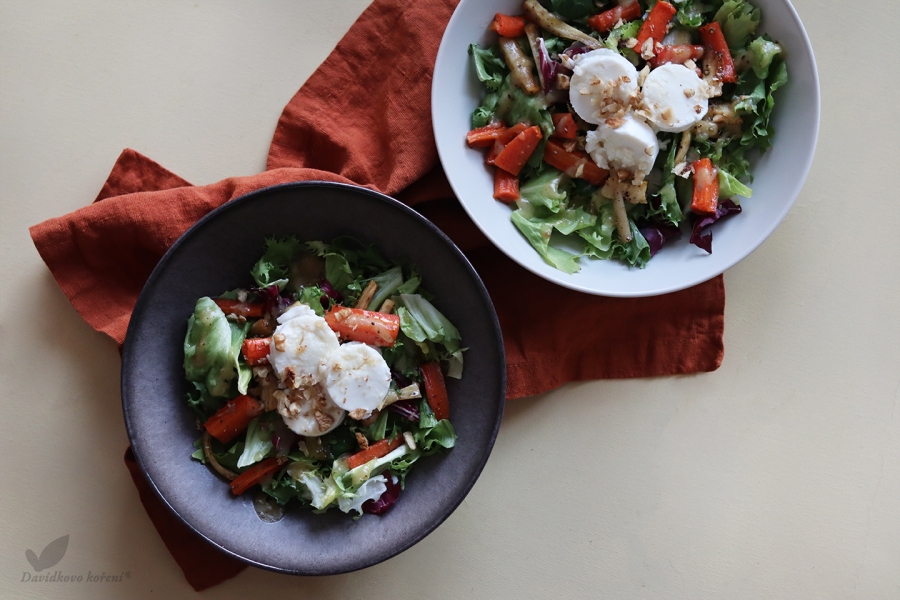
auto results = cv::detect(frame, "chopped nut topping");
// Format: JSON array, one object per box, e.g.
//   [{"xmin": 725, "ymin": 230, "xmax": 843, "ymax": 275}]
[
  {"xmin": 349, "ymin": 408, "xmax": 368, "ymax": 420},
  {"xmin": 355, "ymin": 432, "xmax": 369, "ymax": 450},
  {"xmin": 684, "ymin": 88, "xmax": 696, "ymax": 98},
  {"xmin": 605, "ymin": 117, "xmax": 626, "ymax": 130},
  {"xmin": 283, "ymin": 367, "xmax": 296, "ymax": 388},
  {"xmin": 640, "ymin": 38, "xmax": 656, "ymax": 60},
  {"xmin": 638, "ymin": 64, "xmax": 651, "ymax": 87},
  {"xmin": 661, "ymin": 106, "xmax": 675, "ymax": 125},
  {"xmin": 273, "ymin": 333, "xmax": 286, "ymax": 352},
  {"xmin": 314, "ymin": 410, "xmax": 334, "ymax": 432}
]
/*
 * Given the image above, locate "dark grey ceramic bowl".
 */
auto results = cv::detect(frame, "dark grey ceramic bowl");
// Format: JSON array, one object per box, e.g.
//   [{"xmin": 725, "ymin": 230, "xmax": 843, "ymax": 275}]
[{"xmin": 121, "ymin": 181, "xmax": 505, "ymax": 575}]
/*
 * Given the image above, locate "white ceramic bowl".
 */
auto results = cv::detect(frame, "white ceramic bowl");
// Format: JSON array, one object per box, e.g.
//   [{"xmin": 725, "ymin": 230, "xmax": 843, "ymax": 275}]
[{"xmin": 433, "ymin": 0, "xmax": 819, "ymax": 297}]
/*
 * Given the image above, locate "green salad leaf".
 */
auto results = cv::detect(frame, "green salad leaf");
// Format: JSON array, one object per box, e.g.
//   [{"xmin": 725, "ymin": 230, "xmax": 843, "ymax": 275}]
[
  {"xmin": 183, "ymin": 297, "xmax": 249, "ymax": 401},
  {"xmin": 469, "ymin": 43, "xmax": 507, "ymax": 92},
  {"xmin": 714, "ymin": 0, "xmax": 760, "ymax": 50},
  {"xmin": 250, "ymin": 237, "xmax": 303, "ymax": 289}
]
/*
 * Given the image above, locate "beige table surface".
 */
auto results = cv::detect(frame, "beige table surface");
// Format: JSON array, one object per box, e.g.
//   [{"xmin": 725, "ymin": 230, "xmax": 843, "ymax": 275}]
[{"xmin": 2, "ymin": 1, "xmax": 898, "ymax": 598}]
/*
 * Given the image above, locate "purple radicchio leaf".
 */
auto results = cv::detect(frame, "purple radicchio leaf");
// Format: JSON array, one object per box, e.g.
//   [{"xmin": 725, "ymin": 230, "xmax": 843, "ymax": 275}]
[
  {"xmin": 537, "ymin": 38, "xmax": 561, "ymax": 94},
  {"xmin": 387, "ymin": 400, "xmax": 420, "ymax": 422},
  {"xmin": 690, "ymin": 199, "xmax": 742, "ymax": 254},
  {"xmin": 319, "ymin": 279, "xmax": 343, "ymax": 306},
  {"xmin": 362, "ymin": 472, "xmax": 402, "ymax": 515},
  {"xmin": 639, "ymin": 224, "xmax": 682, "ymax": 258},
  {"xmin": 252, "ymin": 284, "xmax": 292, "ymax": 318},
  {"xmin": 561, "ymin": 43, "xmax": 592, "ymax": 61}
]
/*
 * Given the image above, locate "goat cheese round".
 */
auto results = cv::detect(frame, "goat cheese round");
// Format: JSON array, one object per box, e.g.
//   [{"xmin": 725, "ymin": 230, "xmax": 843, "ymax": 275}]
[
  {"xmin": 569, "ymin": 49, "xmax": 639, "ymax": 125},
  {"xmin": 277, "ymin": 383, "xmax": 345, "ymax": 437},
  {"xmin": 585, "ymin": 114, "xmax": 659, "ymax": 179},
  {"xmin": 320, "ymin": 342, "xmax": 391, "ymax": 419},
  {"xmin": 640, "ymin": 63, "xmax": 709, "ymax": 132},
  {"xmin": 269, "ymin": 303, "xmax": 340, "ymax": 389}
]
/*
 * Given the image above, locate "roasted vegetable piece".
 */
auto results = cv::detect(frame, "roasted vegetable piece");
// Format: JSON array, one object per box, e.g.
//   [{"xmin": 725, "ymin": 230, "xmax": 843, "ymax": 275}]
[
  {"xmin": 650, "ymin": 44, "xmax": 705, "ymax": 68},
  {"xmin": 523, "ymin": 0, "xmax": 602, "ymax": 49},
  {"xmin": 466, "ymin": 123, "xmax": 506, "ymax": 148},
  {"xmin": 230, "ymin": 456, "xmax": 287, "ymax": 496},
  {"xmin": 543, "ymin": 140, "xmax": 608, "ymax": 186},
  {"xmin": 699, "ymin": 22, "xmax": 737, "ymax": 83},
  {"xmin": 493, "ymin": 168, "xmax": 520, "ymax": 202},
  {"xmin": 486, "ymin": 123, "xmax": 529, "ymax": 166},
  {"xmin": 489, "ymin": 13, "xmax": 526, "ymax": 37},
  {"xmin": 204, "ymin": 394, "xmax": 265, "ymax": 444},
  {"xmin": 587, "ymin": 0, "xmax": 642, "ymax": 33},
  {"xmin": 634, "ymin": 1, "xmax": 677, "ymax": 55},
  {"xmin": 498, "ymin": 37, "xmax": 540, "ymax": 95},
  {"xmin": 550, "ymin": 113, "xmax": 578, "ymax": 139},
  {"xmin": 421, "ymin": 362, "xmax": 450, "ymax": 422},
  {"xmin": 241, "ymin": 337, "xmax": 271, "ymax": 365},
  {"xmin": 324, "ymin": 306, "xmax": 401, "ymax": 347},
  {"xmin": 346, "ymin": 437, "xmax": 403, "ymax": 470},
  {"xmin": 213, "ymin": 299, "xmax": 266, "ymax": 318},
  {"xmin": 494, "ymin": 125, "xmax": 543, "ymax": 176},
  {"xmin": 691, "ymin": 158, "xmax": 720, "ymax": 215}
]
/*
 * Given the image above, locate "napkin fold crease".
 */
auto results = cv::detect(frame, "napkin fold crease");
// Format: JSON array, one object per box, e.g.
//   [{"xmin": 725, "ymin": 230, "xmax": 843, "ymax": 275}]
[{"xmin": 29, "ymin": 0, "xmax": 725, "ymax": 591}]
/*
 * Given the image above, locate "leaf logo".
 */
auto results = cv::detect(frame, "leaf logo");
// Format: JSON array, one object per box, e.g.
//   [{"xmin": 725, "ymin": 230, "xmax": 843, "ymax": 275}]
[{"xmin": 25, "ymin": 535, "xmax": 69, "ymax": 572}]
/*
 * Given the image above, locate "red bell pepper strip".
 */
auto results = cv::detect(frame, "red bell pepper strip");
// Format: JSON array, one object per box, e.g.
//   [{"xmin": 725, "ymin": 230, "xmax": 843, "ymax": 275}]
[
  {"xmin": 204, "ymin": 394, "xmax": 265, "ymax": 444},
  {"xmin": 699, "ymin": 22, "xmax": 737, "ymax": 83},
  {"xmin": 324, "ymin": 306, "xmax": 401, "ymax": 347},
  {"xmin": 421, "ymin": 362, "xmax": 450, "ymax": 422},
  {"xmin": 485, "ymin": 123, "xmax": 529, "ymax": 166},
  {"xmin": 466, "ymin": 123, "xmax": 506, "ymax": 148},
  {"xmin": 489, "ymin": 13, "xmax": 526, "ymax": 38},
  {"xmin": 213, "ymin": 299, "xmax": 265, "ymax": 318},
  {"xmin": 691, "ymin": 158, "xmax": 720, "ymax": 216},
  {"xmin": 551, "ymin": 112, "xmax": 578, "ymax": 139},
  {"xmin": 493, "ymin": 168, "xmax": 520, "ymax": 203},
  {"xmin": 587, "ymin": 0, "xmax": 642, "ymax": 33},
  {"xmin": 241, "ymin": 337, "xmax": 271, "ymax": 366},
  {"xmin": 649, "ymin": 44, "xmax": 705, "ymax": 68},
  {"xmin": 493, "ymin": 125, "xmax": 543, "ymax": 176},
  {"xmin": 543, "ymin": 140, "xmax": 609, "ymax": 186},
  {"xmin": 230, "ymin": 456, "xmax": 288, "ymax": 496},
  {"xmin": 346, "ymin": 437, "xmax": 404, "ymax": 470},
  {"xmin": 634, "ymin": 1, "xmax": 676, "ymax": 54}
]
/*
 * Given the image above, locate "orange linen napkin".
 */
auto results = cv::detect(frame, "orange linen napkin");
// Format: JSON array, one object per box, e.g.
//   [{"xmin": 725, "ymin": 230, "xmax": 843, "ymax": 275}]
[{"xmin": 30, "ymin": 0, "xmax": 724, "ymax": 590}]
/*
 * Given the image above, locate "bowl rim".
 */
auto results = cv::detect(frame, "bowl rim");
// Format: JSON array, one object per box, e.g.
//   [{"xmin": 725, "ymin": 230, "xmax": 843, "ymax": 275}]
[
  {"xmin": 432, "ymin": 0, "xmax": 821, "ymax": 297},
  {"xmin": 121, "ymin": 180, "xmax": 507, "ymax": 575}
]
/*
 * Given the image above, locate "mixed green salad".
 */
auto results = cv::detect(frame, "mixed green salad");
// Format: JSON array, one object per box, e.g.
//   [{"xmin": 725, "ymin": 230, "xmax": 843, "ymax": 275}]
[
  {"xmin": 467, "ymin": 0, "xmax": 787, "ymax": 272},
  {"xmin": 183, "ymin": 237, "xmax": 461, "ymax": 518}
]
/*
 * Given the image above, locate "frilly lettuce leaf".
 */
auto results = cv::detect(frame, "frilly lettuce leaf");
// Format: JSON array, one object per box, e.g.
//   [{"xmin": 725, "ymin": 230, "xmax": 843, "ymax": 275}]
[
  {"xmin": 648, "ymin": 139, "xmax": 686, "ymax": 227},
  {"xmin": 714, "ymin": 0, "xmax": 760, "ymax": 50},
  {"xmin": 250, "ymin": 237, "xmax": 303, "ymax": 289},
  {"xmin": 469, "ymin": 44, "xmax": 507, "ymax": 92},
  {"xmin": 337, "ymin": 475, "xmax": 387, "ymax": 515},
  {"xmin": 579, "ymin": 200, "xmax": 617, "ymax": 260}
]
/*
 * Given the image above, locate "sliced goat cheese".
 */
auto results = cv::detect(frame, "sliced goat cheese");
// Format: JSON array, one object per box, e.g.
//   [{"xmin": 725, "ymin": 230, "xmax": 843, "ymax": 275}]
[
  {"xmin": 277, "ymin": 383, "xmax": 345, "ymax": 437},
  {"xmin": 320, "ymin": 342, "xmax": 391, "ymax": 419},
  {"xmin": 569, "ymin": 49, "xmax": 639, "ymax": 125},
  {"xmin": 640, "ymin": 63, "xmax": 709, "ymax": 133},
  {"xmin": 585, "ymin": 114, "xmax": 659, "ymax": 180},
  {"xmin": 269, "ymin": 303, "xmax": 340, "ymax": 388}
]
